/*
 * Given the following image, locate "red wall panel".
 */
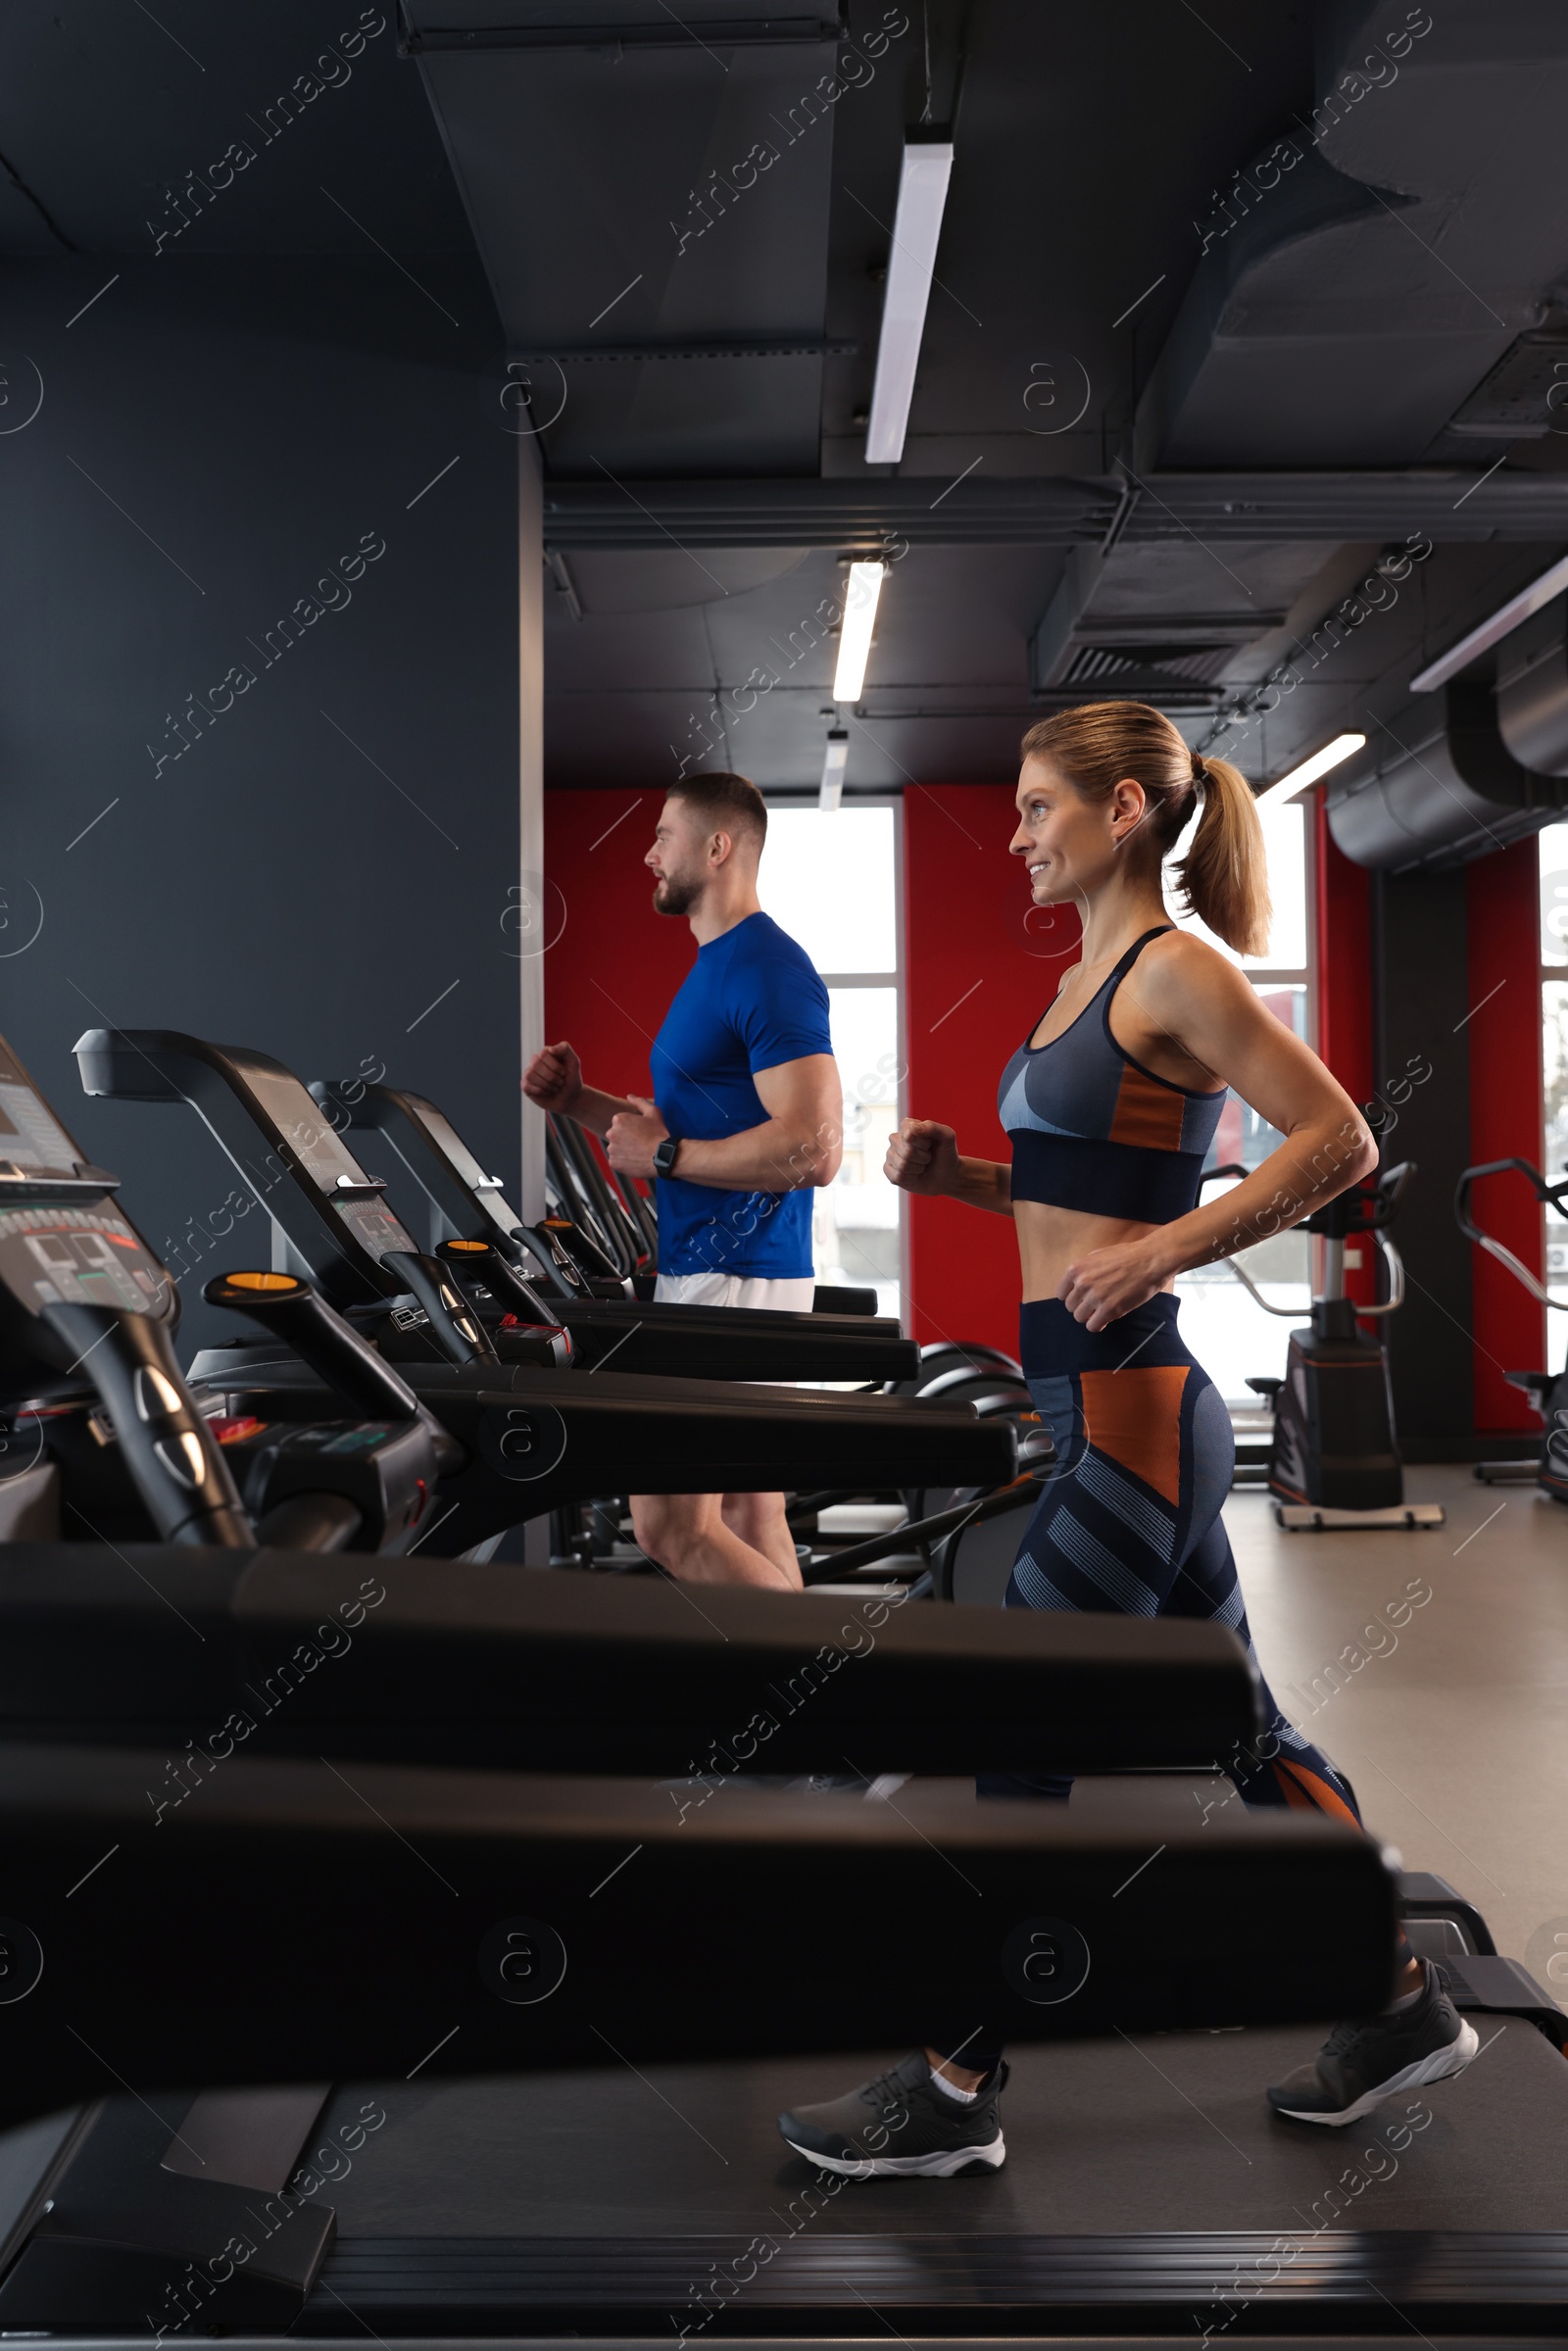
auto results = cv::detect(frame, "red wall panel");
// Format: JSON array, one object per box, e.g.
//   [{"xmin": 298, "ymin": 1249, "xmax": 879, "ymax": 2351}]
[
  {"xmin": 1313, "ymin": 789, "xmax": 1373, "ymax": 1105},
  {"xmin": 542, "ymin": 789, "xmax": 695, "ymax": 1099},
  {"xmin": 1312, "ymin": 790, "xmax": 1377, "ymax": 1311},
  {"xmin": 1466, "ymin": 836, "xmax": 1545, "ymax": 1431},
  {"xmin": 903, "ymin": 786, "xmax": 1080, "ymax": 1353}
]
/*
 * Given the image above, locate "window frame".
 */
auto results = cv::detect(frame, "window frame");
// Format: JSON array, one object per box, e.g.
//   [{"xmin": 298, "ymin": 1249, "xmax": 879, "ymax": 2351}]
[{"xmin": 760, "ymin": 793, "xmax": 906, "ymax": 1317}]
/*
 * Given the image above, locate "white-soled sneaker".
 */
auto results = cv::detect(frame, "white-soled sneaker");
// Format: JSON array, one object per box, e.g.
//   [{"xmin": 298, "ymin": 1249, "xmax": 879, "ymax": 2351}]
[
  {"xmin": 777, "ymin": 2050, "xmax": 1007, "ymax": 2178},
  {"xmin": 1266, "ymin": 1960, "xmax": 1480, "ymax": 2127}
]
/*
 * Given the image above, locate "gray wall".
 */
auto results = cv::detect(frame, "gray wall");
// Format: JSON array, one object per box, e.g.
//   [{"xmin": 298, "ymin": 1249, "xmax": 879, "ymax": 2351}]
[
  {"xmin": 0, "ymin": 254, "xmax": 521, "ymax": 1360},
  {"xmin": 1371, "ymin": 868, "xmax": 1476, "ymax": 1459}
]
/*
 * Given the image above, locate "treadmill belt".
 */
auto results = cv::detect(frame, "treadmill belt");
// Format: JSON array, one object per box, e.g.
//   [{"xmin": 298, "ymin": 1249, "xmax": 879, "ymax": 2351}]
[{"xmin": 304, "ymin": 2026, "xmax": 1568, "ymax": 2326}]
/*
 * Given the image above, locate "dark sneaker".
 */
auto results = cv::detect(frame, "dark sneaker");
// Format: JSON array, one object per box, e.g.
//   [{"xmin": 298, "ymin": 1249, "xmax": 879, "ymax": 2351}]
[
  {"xmin": 1267, "ymin": 1960, "xmax": 1480, "ymax": 2127},
  {"xmin": 777, "ymin": 2050, "xmax": 1007, "ymax": 2178}
]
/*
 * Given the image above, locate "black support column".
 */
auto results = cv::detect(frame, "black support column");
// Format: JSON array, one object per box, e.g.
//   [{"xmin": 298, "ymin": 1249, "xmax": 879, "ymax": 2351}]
[{"xmin": 1370, "ymin": 867, "xmax": 1475, "ymax": 1458}]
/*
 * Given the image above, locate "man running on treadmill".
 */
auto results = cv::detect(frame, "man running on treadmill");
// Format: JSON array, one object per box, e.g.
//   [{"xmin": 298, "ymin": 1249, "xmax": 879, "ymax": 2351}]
[{"xmin": 522, "ymin": 771, "xmax": 842, "ymax": 1590}]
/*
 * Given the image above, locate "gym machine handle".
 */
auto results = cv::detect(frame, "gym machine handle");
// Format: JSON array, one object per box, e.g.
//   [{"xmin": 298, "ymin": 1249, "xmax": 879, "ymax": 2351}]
[
  {"xmin": 514, "ymin": 1219, "xmax": 595, "ymax": 1298},
  {"xmin": 255, "ymin": 1492, "xmax": 364, "ymax": 1550},
  {"xmin": 40, "ymin": 1301, "xmax": 255, "ymax": 1548},
  {"xmin": 1454, "ymin": 1156, "xmax": 1568, "ymax": 1309},
  {"xmin": 203, "ymin": 1271, "xmax": 464, "ymax": 1468},
  {"xmin": 434, "ymin": 1239, "xmax": 570, "ymax": 1331},
  {"xmin": 381, "ymin": 1250, "xmax": 501, "ymax": 1368},
  {"xmin": 1199, "ymin": 1160, "xmax": 1408, "ymax": 1317}
]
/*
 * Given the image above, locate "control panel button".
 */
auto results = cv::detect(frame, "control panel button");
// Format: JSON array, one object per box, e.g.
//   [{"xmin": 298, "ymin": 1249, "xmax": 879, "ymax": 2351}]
[
  {"xmin": 154, "ymin": 1431, "xmax": 207, "ymax": 1490},
  {"xmin": 134, "ymin": 1365, "xmax": 183, "ymax": 1422}
]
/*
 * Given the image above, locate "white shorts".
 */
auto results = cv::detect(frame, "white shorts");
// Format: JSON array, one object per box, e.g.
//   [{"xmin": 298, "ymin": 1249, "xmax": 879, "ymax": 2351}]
[{"xmin": 655, "ymin": 1272, "xmax": 815, "ymax": 1313}]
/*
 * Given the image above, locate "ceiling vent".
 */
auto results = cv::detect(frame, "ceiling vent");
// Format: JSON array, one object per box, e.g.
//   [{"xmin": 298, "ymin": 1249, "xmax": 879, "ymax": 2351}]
[
  {"xmin": 1053, "ymin": 641, "xmax": 1241, "ymax": 703},
  {"xmin": 1447, "ymin": 330, "xmax": 1568, "ymax": 439}
]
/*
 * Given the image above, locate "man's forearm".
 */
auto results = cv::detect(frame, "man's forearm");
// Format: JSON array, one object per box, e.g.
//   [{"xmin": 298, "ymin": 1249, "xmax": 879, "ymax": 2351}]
[
  {"xmin": 566, "ymin": 1084, "xmax": 638, "ymax": 1139},
  {"xmin": 672, "ymin": 1120, "xmax": 833, "ymax": 1191}
]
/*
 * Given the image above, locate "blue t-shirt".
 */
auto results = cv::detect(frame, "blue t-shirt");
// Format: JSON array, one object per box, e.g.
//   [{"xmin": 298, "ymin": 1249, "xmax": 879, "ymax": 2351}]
[{"xmin": 651, "ymin": 911, "xmax": 833, "ymax": 1277}]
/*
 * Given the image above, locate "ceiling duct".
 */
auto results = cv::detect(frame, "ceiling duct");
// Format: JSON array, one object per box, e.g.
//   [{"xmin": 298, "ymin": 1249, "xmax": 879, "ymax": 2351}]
[
  {"xmin": 1496, "ymin": 594, "xmax": 1568, "ymax": 771},
  {"xmin": 1138, "ymin": 0, "xmax": 1568, "ymax": 467},
  {"xmin": 407, "ymin": 0, "xmax": 852, "ymax": 475},
  {"xmin": 1028, "ymin": 541, "xmax": 1310, "ymax": 711},
  {"xmin": 1325, "ymin": 683, "xmax": 1568, "ymax": 870}
]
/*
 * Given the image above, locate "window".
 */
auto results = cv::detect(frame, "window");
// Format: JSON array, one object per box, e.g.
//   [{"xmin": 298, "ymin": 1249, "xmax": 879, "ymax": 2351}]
[
  {"xmin": 759, "ymin": 804, "xmax": 904, "ymax": 1318},
  {"xmin": 1167, "ymin": 795, "xmax": 1314, "ymax": 1405},
  {"xmin": 1539, "ymin": 824, "xmax": 1568, "ymax": 1367}
]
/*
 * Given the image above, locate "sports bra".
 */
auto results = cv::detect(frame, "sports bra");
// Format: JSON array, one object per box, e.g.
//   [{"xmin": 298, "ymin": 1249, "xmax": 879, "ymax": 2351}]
[{"xmin": 997, "ymin": 926, "xmax": 1227, "ymax": 1223}]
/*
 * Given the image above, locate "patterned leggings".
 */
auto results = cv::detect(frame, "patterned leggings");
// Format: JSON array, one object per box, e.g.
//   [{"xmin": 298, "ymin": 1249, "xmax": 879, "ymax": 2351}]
[{"xmin": 933, "ymin": 1293, "xmax": 1371, "ymax": 2075}]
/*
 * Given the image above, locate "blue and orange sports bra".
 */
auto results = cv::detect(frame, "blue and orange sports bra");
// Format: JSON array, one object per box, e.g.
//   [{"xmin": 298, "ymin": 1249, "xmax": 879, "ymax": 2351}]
[{"xmin": 998, "ymin": 926, "xmax": 1227, "ymax": 1224}]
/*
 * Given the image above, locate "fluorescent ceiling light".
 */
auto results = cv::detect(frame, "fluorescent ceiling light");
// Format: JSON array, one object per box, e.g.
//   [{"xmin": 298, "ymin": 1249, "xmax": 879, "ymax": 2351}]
[
  {"xmin": 819, "ymin": 729, "xmax": 849, "ymax": 811},
  {"xmin": 1253, "ymin": 732, "xmax": 1366, "ymax": 813},
  {"xmin": 864, "ymin": 140, "xmax": 954, "ymax": 466},
  {"xmin": 833, "ymin": 563, "xmax": 885, "ymax": 704},
  {"xmin": 1410, "ymin": 552, "xmax": 1568, "ymax": 693}
]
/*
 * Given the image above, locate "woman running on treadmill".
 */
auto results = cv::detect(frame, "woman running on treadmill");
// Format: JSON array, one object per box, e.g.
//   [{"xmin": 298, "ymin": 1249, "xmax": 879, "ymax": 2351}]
[{"xmin": 778, "ymin": 700, "xmax": 1478, "ymax": 2177}]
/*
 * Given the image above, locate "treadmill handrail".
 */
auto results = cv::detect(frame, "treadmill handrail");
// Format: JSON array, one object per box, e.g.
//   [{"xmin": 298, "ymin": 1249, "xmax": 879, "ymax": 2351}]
[
  {"xmin": 552, "ymin": 1114, "xmax": 643, "ymax": 1278},
  {"xmin": 1200, "ymin": 1161, "xmax": 1407, "ymax": 1316}
]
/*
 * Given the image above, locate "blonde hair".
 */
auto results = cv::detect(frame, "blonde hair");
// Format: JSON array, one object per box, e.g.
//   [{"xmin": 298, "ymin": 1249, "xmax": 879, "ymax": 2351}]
[{"xmin": 1019, "ymin": 702, "xmax": 1270, "ymax": 955}]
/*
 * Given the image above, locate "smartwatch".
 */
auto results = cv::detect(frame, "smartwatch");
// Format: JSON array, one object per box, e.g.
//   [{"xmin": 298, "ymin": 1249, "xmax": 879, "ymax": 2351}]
[{"xmin": 653, "ymin": 1134, "xmax": 682, "ymax": 1179}]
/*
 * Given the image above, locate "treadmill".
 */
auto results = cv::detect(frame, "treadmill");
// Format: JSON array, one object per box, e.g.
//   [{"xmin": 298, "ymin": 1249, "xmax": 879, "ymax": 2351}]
[
  {"xmin": 313, "ymin": 1075, "xmax": 895, "ymax": 1361},
  {"xmin": 0, "ymin": 1545, "xmax": 1413, "ymax": 2333},
  {"xmin": 63, "ymin": 1028, "xmax": 1013, "ymax": 1554},
  {"xmin": 76, "ymin": 1030, "xmax": 916, "ymax": 1384},
  {"xmin": 0, "ymin": 1548, "xmax": 1556, "ymax": 2339},
  {"xmin": 0, "ymin": 1029, "xmax": 461, "ymax": 1557}
]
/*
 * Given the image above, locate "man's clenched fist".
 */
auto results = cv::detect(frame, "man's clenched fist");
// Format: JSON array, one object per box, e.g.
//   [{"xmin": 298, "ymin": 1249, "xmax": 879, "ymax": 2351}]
[
  {"xmin": 523, "ymin": 1040, "xmax": 583, "ymax": 1116},
  {"xmin": 607, "ymin": 1096, "xmax": 669, "ymax": 1182}
]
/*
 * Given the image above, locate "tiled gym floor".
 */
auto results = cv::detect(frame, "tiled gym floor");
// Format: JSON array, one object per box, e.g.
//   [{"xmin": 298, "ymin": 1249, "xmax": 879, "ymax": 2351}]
[{"xmin": 1225, "ymin": 1464, "xmax": 1568, "ymax": 1982}]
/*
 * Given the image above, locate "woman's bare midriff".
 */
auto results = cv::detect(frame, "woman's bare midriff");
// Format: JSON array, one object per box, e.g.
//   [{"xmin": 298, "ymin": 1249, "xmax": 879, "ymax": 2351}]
[{"xmin": 1014, "ymin": 1198, "xmax": 1174, "ymax": 1306}]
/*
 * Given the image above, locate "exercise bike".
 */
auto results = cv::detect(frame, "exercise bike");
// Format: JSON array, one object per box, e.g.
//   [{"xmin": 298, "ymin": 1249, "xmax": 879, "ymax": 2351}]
[
  {"xmin": 1206, "ymin": 1157, "xmax": 1445, "ymax": 1532},
  {"xmin": 1454, "ymin": 1155, "xmax": 1568, "ymax": 1501}
]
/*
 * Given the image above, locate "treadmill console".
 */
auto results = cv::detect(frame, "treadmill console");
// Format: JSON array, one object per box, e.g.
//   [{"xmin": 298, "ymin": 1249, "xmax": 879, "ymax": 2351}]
[
  {"xmin": 239, "ymin": 1062, "xmax": 422, "ymax": 1265},
  {"xmin": 0, "ymin": 1036, "xmax": 172, "ymax": 1334},
  {"xmin": 74, "ymin": 1029, "xmax": 422, "ymax": 1307},
  {"xmin": 0, "ymin": 1040, "xmax": 93, "ymax": 1183},
  {"xmin": 0, "ymin": 1206, "xmax": 168, "ymax": 1319},
  {"xmin": 313, "ymin": 1079, "xmax": 521, "ymax": 1252},
  {"xmin": 398, "ymin": 1095, "xmax": 518, "ymax": 1237}
]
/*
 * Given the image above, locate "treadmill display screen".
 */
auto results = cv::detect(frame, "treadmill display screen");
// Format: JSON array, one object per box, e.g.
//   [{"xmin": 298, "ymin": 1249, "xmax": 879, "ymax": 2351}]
[
  {"xmin": 0, "ymin": 1054, "xmax": 84, "ymax": 1180},
  {"xmin": 409, "ymin": 1098, "xmax": 520, "ymax": 1229},
  {"xmin": 243, "ymin": 1065, "xmax": 377, "ymax": 1193},
  {"xmin": 0, "ymin": 1204, "xmax": 167, "ymax": 1316},
  {"xmin": 332, "ymin": 1195, "xmax": 420, "ymax": 1264},
  {"xmin": 411, "ymin": 1100, "xmax": 496, "ymax": 1193}
]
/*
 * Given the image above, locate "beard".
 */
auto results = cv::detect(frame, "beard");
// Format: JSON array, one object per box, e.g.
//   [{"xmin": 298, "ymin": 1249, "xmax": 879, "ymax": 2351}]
[{"xmin": 653, "ymin": 873, "xmax": 701, "ymax": 916}]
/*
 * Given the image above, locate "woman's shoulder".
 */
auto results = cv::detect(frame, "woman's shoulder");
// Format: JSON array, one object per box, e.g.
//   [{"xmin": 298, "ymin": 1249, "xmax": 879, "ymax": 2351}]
[
  {"xmin": 1142, "ymin": 924, "xmax": 1232, "ymax": 975},
  {"xmin": 1138, "ymin": 924, "xmax": 1253, "ymax": 1007}
]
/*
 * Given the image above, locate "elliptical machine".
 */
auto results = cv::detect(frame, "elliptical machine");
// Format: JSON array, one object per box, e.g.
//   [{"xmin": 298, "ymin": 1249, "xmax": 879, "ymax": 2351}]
[
  {"xmin": 1454, "ymin": 1155, "xmax": 1568, "ymax": 1500},
  {"xmin": 1210, "ymin": 1156, "xmax": 1445, "ymax": 1532}
]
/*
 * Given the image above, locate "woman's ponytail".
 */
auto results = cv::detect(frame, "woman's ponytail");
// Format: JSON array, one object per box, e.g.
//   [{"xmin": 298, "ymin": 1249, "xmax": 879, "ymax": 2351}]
[{"xmin": 1177, "ymin": 754, "xmax": 1270, "ymax": 956}]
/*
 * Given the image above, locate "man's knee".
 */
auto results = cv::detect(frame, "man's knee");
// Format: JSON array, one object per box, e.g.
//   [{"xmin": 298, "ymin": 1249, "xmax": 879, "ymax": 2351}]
[
  {"xmin": 721, "ymin": 1491, "xmax": 787, "ymax": 1541},
  {"xmin": 630, "ymin": 1491, "xmax": 716, "ymax": 1565}
]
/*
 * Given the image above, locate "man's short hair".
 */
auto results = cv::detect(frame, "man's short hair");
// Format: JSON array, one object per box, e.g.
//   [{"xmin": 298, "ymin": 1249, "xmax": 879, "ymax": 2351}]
[{"xmin": 669, "ymin": 771, "xmax": 767, "ymax": 849}]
